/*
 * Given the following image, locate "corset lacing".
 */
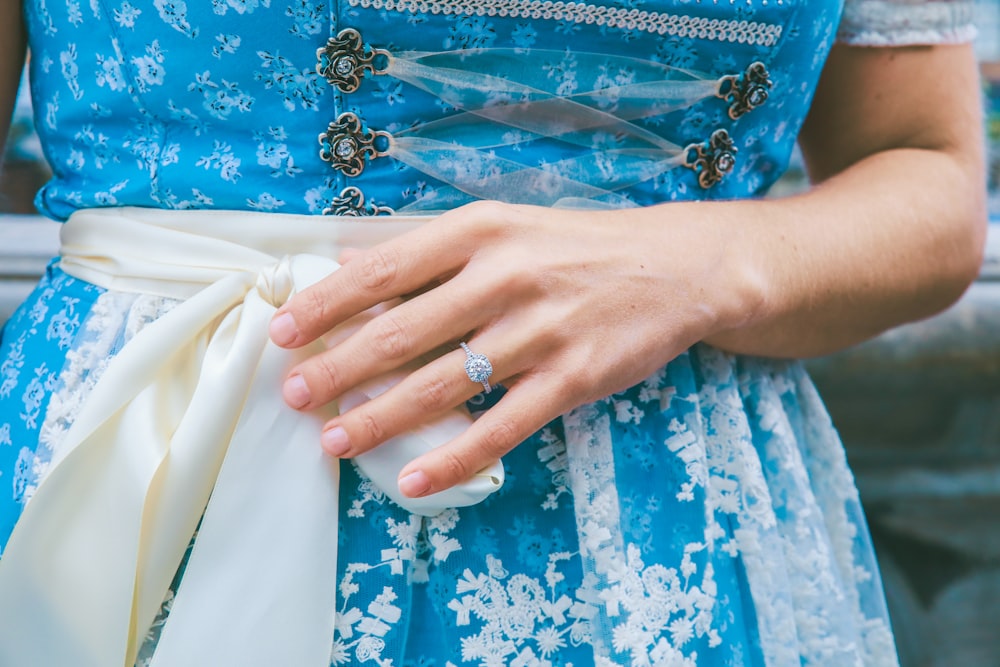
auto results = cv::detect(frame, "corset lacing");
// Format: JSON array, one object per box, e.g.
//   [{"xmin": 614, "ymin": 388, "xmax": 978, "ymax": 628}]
[{"xmin": 317, "ymin": 30, "xmax": 772, "ymax": 212}]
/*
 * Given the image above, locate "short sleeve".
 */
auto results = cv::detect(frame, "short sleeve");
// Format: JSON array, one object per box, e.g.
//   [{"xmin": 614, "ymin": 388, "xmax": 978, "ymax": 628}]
[{"xmin": 837, "ymin": 0, "xmax": 977, "ymax": 46}]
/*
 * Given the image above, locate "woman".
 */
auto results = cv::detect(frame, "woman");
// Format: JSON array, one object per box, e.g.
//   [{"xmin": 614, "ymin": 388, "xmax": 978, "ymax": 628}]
[{"xmin": 0, "ymin": 0, "xmax": 986, "ymax": 664}]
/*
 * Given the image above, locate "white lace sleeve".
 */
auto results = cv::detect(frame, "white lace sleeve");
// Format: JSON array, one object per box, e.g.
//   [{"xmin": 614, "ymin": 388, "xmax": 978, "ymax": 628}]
[{"xmin": 837, "ymin": 0, "xmax": 977, "ymax": 46}]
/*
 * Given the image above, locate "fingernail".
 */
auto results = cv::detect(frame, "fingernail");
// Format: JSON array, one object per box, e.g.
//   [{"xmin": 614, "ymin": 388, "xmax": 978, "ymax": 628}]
[
  {"xmin": 321, "ymin": 426, "xmax": 350, "ymax": 457},
  {"xmin": 270, "ymin": 311, "xmax": 300, "ymax": 347},
  {"xmin": 283, "ymin": 374, "xmax": 311, "ymax": 409},
  {"xmin": 398, "ymin": 470, "xmax": 432, "ymax": 498}
]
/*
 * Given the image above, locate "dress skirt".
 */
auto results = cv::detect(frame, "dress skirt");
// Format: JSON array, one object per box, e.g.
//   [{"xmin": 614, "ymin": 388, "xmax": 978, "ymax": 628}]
[{"xmin": 0, "ymin": 247, "xmax": 899, "ymax": 666}]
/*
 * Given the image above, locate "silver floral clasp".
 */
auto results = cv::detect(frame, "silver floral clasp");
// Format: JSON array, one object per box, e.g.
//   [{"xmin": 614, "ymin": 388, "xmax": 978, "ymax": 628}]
[
  {"xmin": 316, "ymin": 28, "xmax": 390, "ymax": 93},
  {"xmin": 318, "ymin": 112, "xmax": 390, "ymax": 177},
  {"xmin": 684, "ymin": 129, "xmax": 737, "ymax": 189},
  {"xmin": 323, "ymin": 186, "xmax": 394, "ymax": 216},
  {"xmin": 718, "ymin": 62, "xmax": 772, "ymax": 120}
]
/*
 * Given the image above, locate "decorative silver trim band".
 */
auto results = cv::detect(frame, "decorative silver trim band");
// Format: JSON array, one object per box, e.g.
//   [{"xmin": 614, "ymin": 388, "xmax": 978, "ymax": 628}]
[{"xmin": 347, "ymin": 0, "xmax": 783, "ymax": 46}]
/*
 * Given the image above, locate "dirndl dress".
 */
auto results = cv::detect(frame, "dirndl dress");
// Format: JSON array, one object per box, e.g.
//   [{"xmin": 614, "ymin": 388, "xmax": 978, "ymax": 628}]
[{"xmin": 0, "ymin": 0, "xmax": 977, "ymax": 664}]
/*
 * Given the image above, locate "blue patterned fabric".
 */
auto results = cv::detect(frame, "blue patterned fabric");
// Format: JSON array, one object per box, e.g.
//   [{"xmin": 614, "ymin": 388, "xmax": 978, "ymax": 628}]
[
  {"xmin": 3, "ymin": 0, "xmax": 973, "ymax": 663},
  {"xmin": 24, "ymin": 0, "xmax": 837, "ymax": 218}
]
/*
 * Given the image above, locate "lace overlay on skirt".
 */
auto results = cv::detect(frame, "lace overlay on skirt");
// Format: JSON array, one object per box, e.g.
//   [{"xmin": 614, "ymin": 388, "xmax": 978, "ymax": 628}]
[
  {"xmin": 557, "ymin": 345, "xmax": 897, "ymax": 666},
  {"xmin": 1, "ymin": 259, "xmax": 900, "ymax": 666}
]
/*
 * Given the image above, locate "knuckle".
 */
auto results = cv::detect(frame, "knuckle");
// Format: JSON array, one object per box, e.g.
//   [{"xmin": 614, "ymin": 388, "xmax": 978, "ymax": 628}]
[
  {"xmin": 357, "ymin": 411, "xmax": 386, "ymax": 444},
  {"xmin": 505, "ymin": 266, "xmax": 541, "ymax": 296},
  {"xmin": 313, "ymin": 354, "xmax": 344, "ymax": 396},
  {"xmin": 414, "ymin": 373, "xmax": 451, "ymax": 412},
  {"xmin": 480, "ymin": 418, "xmax": 519, "ymax": 459},
  {"xmin": 533, "ymin": 320, "xmax": 565, "ymax": 353},
  {"xmin": 368, "ymin": 315, "xmax": 411, "ymax": 360},
  {"xmin": 439, "ymin": 449, "xmax": 473, "ymax": 483},
  {"xmin": 460, "ymin": 200, "xmax": 513, "ymax": 236},
  {"xmin": 357, "ymin": 248, "xmax": 399, "ymax": 292},
  {"xmin": 464, "ymin": 199, "xmax": 502, "ymax": 218},
  {"xmin": 297, "ymin": 286, "xmax": 339, "ymax": 328}
]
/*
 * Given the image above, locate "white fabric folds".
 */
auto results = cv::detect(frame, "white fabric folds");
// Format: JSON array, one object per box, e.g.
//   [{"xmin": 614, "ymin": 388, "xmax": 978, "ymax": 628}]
[{"xmin": 0, "ymin": 207, "xmax": 504, "ymax": 667}]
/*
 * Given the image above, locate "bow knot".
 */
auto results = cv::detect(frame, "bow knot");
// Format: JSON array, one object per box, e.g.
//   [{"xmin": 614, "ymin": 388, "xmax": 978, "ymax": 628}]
[{"xmin": 255, "ymin": 256, "xmax": 298, "ymax": 309}]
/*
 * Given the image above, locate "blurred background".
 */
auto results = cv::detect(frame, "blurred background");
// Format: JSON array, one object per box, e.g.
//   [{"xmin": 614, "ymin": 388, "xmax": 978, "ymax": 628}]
[{"xmin": 2, "ymin": 3, "xmax": 1000, "ymax": 665}]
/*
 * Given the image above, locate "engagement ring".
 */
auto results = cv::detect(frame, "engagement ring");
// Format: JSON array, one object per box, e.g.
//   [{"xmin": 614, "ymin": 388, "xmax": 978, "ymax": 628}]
[{"xmin": 460, "ymin": 342, "xmax": 493, "ymax": 394}]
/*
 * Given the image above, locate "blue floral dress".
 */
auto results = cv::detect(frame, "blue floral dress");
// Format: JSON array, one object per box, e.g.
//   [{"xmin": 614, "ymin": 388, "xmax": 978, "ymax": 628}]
[{"xmin": 0, "ymin": 0, "xmax": 976, "ymax": 665}]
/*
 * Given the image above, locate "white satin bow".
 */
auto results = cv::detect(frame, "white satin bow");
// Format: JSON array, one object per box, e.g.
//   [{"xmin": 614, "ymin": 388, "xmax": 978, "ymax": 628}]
[{"xmin": 0, "ymin": 207, "xmax": 503, "ymax": 667}]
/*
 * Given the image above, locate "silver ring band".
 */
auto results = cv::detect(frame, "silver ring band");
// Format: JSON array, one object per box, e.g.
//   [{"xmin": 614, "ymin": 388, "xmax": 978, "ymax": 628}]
[{"xmin": 460, "ymin": 341, "xmax": 493, "ymax": 394}]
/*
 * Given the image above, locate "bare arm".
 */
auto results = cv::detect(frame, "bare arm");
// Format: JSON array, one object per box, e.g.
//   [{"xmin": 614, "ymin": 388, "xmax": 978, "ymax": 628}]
[
  {"xmin": 705, "ymin": 42, "xmax": 987, "ymax": 357},
  {"xmin": 0, "ymin": 0, "xmax": 27, "ymax": 169}
]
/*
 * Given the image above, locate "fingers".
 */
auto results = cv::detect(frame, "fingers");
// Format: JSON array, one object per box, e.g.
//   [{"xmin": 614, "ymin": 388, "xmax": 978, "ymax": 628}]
[
  {"xmin": 269, "ymin": 243, "xmax": 441, "ymax": 348},
  {"xmin": 317, "ymin": 348, "xmax": 489, "ymax": 458},
  {"xmin": 316, "ymin": 325, "xmax": 529, "ymax": 459},
  {"xmin": 318, "ymin": 319, "xmax": 573, "ymax": 499},
  {"xmin": 266, "ymin": 201, "xmax": 570, "ymax": 499},
  {"xmin": 280, "ymin": 279, "xmax": 492, "ymax": 410},
  {"xmin": 269, "ymin": 210, "xmax": 490, "ymax": 349},
  {"xmin": 397, "ymin": 375, "xmax": 567, "ymax": 498}
]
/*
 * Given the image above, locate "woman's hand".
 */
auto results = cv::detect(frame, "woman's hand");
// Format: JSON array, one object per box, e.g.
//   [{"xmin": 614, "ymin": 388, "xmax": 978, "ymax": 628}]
[
  {"xmin": 268, "ymin": 200, "xmax": 753, "ymax": 498},
  {"xmin": 268, "ymin": 43, "xmax": 987, "ymax": 501}
]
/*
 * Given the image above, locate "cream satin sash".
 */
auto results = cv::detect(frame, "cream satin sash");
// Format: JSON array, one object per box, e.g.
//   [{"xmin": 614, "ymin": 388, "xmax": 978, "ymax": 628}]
[{"xmin": 0, "ymin": 207, "xmax": 504, "ymax": 667}]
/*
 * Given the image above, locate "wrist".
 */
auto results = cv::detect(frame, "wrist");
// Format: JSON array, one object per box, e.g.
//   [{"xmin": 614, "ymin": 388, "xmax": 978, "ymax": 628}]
[{"xmin": 695, "ymin": 199, "xmax": 779, "ymax": 350}]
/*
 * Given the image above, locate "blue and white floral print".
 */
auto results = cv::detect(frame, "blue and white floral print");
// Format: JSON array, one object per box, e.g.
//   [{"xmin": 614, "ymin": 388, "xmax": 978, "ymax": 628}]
[{"xmin": 1, "ymin": 0, "xmax": 977, "ymax": 663}]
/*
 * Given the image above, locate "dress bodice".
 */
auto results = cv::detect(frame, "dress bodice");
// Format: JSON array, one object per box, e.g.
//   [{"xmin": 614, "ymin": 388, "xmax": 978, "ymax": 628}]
[{"xmin": 24, "ymin": 0, "xmax": 845, "ymax": 220}]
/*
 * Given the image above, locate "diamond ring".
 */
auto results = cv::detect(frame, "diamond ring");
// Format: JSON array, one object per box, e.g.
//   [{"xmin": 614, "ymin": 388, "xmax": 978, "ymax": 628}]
[{"xmin": 460, "ymin": 342, "xmax": 493, "ymax": 394}]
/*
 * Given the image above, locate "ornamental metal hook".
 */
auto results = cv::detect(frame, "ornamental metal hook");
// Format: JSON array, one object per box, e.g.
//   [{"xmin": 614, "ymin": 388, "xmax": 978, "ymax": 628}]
[
  {"xmin": 684, "ymin": 129, "xmax": 737, "ymax": 189},
  {"xmin": 717, "ymin": 61, "xmax": 772, "ymax": 120},
  {"xmin": 323, "ymin": 186, "xmax": 395, "ymax": 216},
  {"xmin": 318, "ymin": 112, "xmax": 391, "ymax": 177},
  {"xmin": 316, "ymin": 28, "xmax": 390, "ymax": 93}
]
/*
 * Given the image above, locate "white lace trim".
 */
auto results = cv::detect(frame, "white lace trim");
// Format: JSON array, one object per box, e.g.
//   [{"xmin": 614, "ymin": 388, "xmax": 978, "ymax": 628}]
[
  {"xmin": 566, "ymin": 346, "xmax": 900, "ymax": 667},
  {"xmin": 790, "ymin": 365, "xmax": 899, "ymax": 666},
  {"xmin": 562, "ymin": 403, "xmax": 622, "ymax": 664},
  {"xmin": 689, "ymin": 348, "xmax": 801, "ymax": 667},
  {"xmin": 732, "ymin": 354, "xmax": 899, "ymax": 666},
  {"xmin": 347, "ymin": 0, "xmax": 784, "ymax": 46},
  {"xmin": 27, "ymin": 292, "xmax": 178, "ymax": 505},
  {"xmin": 838, "ymin": 0, "xmax": 977, "ymax": 46}
]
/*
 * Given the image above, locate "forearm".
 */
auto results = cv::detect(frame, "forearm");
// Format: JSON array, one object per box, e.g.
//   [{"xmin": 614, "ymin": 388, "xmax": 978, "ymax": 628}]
[
  {"xmin": 692, "ymin": 42, "xmax": 987, "ymax": 359},
  {"xmin": 703, "ymin": 144, "xmax": 986, "ymax": 358},
  {"xmin": 0, "ymin": 0, "xmax": 27, "ymax": 166}
]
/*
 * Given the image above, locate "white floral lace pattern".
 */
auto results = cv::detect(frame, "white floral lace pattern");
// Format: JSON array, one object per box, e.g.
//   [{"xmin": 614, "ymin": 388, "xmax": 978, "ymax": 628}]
[
  {"xmin": 558, "ymin": 346, "xmax": 900, "ymax": 667},
  {"xmin": 838, "ymin": 0, "xmax": 977, "ymax": 46},
  {"xmin": 26, "ymin": 292, "xmax": 179, "ymax": 505}
]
